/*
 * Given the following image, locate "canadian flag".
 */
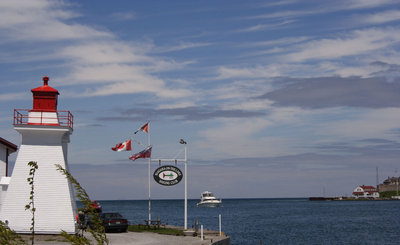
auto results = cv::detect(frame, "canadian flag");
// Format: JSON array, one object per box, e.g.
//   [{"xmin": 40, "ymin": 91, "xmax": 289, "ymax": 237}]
[{"xmin": 112, "ymin": 139, "xmax": 132, "ymax": 152}]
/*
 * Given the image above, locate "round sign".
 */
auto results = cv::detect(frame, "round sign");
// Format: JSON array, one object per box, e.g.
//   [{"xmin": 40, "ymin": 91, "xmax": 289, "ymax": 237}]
[{"xmin": 153, "ymin": 165, "xmax": 183, "ymax": 186}]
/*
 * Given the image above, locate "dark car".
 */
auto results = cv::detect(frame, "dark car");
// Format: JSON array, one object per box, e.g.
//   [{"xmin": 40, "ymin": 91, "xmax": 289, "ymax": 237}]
[{"xmin": 101, "ymin": 212, "xmax": 129, "ymax": 232}]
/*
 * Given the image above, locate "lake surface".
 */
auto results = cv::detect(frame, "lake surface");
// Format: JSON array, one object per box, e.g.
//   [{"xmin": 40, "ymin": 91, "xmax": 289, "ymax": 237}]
[{"xmin": 88, "ymin": 198, "xmax": 400, "ymax": 244}]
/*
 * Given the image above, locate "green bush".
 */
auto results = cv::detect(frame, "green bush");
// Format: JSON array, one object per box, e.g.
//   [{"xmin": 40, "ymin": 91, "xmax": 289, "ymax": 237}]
[{"xmin": 379, "ymin": 191, "xmax": 400, "ymax": 198}]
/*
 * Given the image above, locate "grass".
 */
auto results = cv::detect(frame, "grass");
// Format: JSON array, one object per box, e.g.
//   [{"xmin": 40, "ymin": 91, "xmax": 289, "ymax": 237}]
[
  {"xmin": 43, "ymin": 238, "xmax": 69, "ymax": 242},
  {"xmin": 127, "ymin": 225, "xmax": 184, "ymax": 236}
]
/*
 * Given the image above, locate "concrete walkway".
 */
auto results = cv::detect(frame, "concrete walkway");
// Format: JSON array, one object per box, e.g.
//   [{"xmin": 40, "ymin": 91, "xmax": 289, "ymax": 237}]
[
  {"xmin": 21, "ymin": 232, "xmax": 228, "ymax": 245},
  {"xmin": 106, "ymin": 232, "xmax": 226, "ymax": 245}
]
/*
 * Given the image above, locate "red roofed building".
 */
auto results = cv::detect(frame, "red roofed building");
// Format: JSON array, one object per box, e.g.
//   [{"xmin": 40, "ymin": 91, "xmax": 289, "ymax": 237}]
[
  {"xmin": 0, "ymin": 137, "xmax": 17, "ymax": 177},
  {"xmin": 353, "ymin": 185, "xmax": 379, "ymax": 199},
  {"xmin": 0, "ymin": 137, "xmax": 17, "ymax": 210}
]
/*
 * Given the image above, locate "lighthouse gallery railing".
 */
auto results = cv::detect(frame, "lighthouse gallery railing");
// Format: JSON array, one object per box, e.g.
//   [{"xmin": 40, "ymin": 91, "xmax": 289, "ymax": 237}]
[{"xmin": 14, "ymin": 109, "xmax": 73, "ymax": 129}]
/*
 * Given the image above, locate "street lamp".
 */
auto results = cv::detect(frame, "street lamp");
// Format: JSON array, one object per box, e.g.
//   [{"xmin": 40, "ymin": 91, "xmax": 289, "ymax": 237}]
[{"xmin": 180, "ymin": 139, "xmax": 188, "ymax": 230}]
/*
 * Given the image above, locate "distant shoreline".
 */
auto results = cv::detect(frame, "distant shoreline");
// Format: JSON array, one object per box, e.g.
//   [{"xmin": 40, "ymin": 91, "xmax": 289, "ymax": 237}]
[{"xmin": 309, "ymin": 196, "xmax": 400, "ymax": 201}]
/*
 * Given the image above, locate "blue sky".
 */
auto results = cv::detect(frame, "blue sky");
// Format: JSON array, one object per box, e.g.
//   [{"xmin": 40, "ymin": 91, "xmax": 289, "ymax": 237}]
[{"xmin": 1, "ymin": 0, "xmax": 400, "ymax": 200}]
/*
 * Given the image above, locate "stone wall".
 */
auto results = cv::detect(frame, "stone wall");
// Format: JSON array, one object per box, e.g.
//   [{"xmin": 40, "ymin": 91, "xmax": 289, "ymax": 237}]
[{"xmin": 378, "ymin": 183, "xmax": 400, "ymax": 192}]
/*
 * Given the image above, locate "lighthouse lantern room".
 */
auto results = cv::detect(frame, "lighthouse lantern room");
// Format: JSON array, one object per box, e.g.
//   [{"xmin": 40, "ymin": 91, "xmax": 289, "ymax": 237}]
[
  {"xmin": 31, "ymin": 76, "xmax": 59, "ymax": 111},
  {"xmin": 0, "ymin": 77, "xmax": 77, "ymax": 234}
]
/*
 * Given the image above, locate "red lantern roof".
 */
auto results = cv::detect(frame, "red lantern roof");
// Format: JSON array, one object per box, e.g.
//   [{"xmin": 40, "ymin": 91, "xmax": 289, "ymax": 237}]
[{"xmin": 30, "ymin": 76, "xmax": 59, "ymax": 94}]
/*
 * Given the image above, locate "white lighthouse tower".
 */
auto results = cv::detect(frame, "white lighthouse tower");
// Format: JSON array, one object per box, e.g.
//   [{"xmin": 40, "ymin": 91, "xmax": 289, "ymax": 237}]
[{"xmin": 0, "ymin": 76, "xmax": 77, "ymax": 234}]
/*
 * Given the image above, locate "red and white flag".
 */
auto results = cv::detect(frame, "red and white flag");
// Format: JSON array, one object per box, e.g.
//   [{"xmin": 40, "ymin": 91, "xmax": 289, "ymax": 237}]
[
  {"xmin": 129, "ymin": 146, "xmax": 152, "ymax": 161},
  {"xmin": 134, "ymin": 121, "xmax": 149, "ymax": 134},
  {"xmin": 112, "ymin": 139, "xmax": 132, "ymax": 152}
]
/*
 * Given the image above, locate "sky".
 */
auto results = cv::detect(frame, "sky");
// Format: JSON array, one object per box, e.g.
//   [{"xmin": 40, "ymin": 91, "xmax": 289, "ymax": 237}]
[{"xmin": 1, "ymin": 0, "xmax": 400, "ymax": 200}]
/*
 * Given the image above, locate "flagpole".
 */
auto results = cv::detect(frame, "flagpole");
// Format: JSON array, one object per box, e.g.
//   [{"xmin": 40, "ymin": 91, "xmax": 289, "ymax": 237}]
[
  {"xmin": 148, "ymin": 122, "xmax": 151, "ymax": 224},
  {"xmin": 152, "ymin": 139, "xmax": 187, "ymax": 229}
]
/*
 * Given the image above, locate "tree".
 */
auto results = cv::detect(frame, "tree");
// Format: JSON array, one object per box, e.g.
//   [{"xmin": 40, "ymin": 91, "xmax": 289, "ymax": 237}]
[
  {"xmin": 55, "ymin": 164, "xmax": 108, "ymax": 245},
  {"xmin": 25, "ymin": 161, "xmax": 38, "ymax": 245}
]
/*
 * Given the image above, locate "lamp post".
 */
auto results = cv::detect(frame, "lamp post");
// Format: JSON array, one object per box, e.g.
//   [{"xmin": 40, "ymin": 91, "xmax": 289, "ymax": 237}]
[{"xmin": 180, "ymin": 139, "xmax": 188, "ymax": 230}]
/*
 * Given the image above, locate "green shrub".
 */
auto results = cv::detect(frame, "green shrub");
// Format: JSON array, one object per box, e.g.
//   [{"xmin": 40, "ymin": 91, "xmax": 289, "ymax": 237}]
[{"xmin": 379, "ymin": 191, "xmax": 400, "ymax": 198}]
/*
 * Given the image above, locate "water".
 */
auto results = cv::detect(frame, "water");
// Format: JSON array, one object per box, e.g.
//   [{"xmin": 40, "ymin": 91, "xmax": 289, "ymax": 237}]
[{"xmin": 86, "ymin": 198, "xmax": 400, "ymax": 244}]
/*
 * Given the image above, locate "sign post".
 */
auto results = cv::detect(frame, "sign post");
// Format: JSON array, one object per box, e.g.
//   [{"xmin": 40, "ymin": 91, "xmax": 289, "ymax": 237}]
[
  {"xmin": 151, "ymin": 139, "xmax": 188, "ymax": 230},
  {"xmin": 184, "ymin": 140, "xmax": 188, "ymax": 230},
  {"xmin": 148, "ymin": 126, "xmax": 151, "ymax": 225}
]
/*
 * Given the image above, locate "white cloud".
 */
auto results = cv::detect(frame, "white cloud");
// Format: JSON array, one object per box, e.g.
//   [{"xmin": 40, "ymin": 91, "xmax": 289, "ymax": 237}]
[
  {"xmin": 194, "ymin": 105, "xmax": 400, "ymax": 160},
  {"xmin": 373, "ymin": 51, "xmax": 400, "ymax": 65},
  {"xmin": 284, "ymin": 28, "xmax": 400, "ymax": 62},
  {"xmin": 216, "ymin": 27, "xmax": 400, "ymax": 80},
  {"xmin": 58, "ymin": 64, "xmax": 193, "ymax": 98},
  {"xmin": 317, "ymin": 62, "xmax": 382, "ymax": 78},
  {"xmin": 87, "ymin": 80, "xmax": 191, "ymax": 99},
  {"xmin": 153, "ymin": 42, "xmax": 212, "ymax": 53},
  {"xmin": 345, "ymin": 0, "xmax": 399, "ymax": 9},
  {"xmin": 110, "ymin": 12, "xmax": 135, "ymax": 21},
  {"xmin": 321, "ymin": 108, "xmax": 400, "ymax": 140},
  {"xmin": 235, "ymin": 20, "xmax": 295, "ymax": 33},
  {"xmin": 11, "ymin": 22, "xmax": 111, "ymax": 41},
  {"xmin": 216, "ymin": 62, "xmax": 343, "ymax": 80},
  {"xmin": 63, "ymin": 64, "xmax": 151, "ymax": 84},
  {"xmin": 207, "ymin": 79, "xmax": 276, "ymax": 109},
  {"xmin": 244, "ymin": 36, "xmax": 310, "ymax": 47},
  {"xmin": 196, "ymin": 118, "xmax": 277, "ymax": 158},
  {"xmin": 195, "ymin": 106, "xmax": 310, "ymax": 159},
  {"xmin": 260, "ymin": 0, "xmax": 298, "ymax": 8},
  {"xmin": 362, "ymin": 10, "xmax": 400, "ymax": 24},
  {"xmin": 334, "ymin": 66, "xmax": 377, "ymax": 78},
  {"xmin": 250, "ymin": 10, "xmax": 314, "ymax": 20},
  {"xmin": 217, "ymin": 65, "xmax": 282, "ymax": 79},
  {"xmin": 0, "ymin": 92, "xmax": 28, "ymax": 101},
  {"xmin": 222, "ymin": 100, "xmax": 274, "ymax": 111},
  {"xmin": 0, "ymin": 0, "xmax": 110, "ymax": 41},
  {"xmin": 211, "ymin": 85, "xmax": 255, "ymax": 100},
  {"xmin": 58, "ymin": 42, "xmax": 149, "ymax": 66},
  {"xmin": 157, "ymin": 101, "xmax": 197, "ymax": 110},
  {"xmin": 0, "ymin": 0, "xmax": 194, "ymax": 100},
  {"xmin": 251, "ymin": 0, "xmax": 399, "ymax": 20}
]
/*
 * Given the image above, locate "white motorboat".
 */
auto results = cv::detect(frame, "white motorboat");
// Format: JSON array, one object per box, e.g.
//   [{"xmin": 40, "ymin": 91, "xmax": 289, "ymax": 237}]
[{"xmin": 196, "ymin": 191, "xmax": 222, "ymax": 207}]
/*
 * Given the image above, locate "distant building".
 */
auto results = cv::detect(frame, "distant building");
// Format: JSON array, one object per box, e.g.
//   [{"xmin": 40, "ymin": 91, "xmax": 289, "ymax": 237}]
[
  {"xmin": 352, "ymin": 185, "xmax": 379, "ymax": 199},
  {"xmin": 377, "ymin": 177, "xmax": 400, "ymax": 192}
]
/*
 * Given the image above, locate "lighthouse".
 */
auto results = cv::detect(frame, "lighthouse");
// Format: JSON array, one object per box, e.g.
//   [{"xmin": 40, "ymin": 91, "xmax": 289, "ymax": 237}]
[{"xmin": 0, "ymin": 76, "xmax": 77, "ymax": 234}]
